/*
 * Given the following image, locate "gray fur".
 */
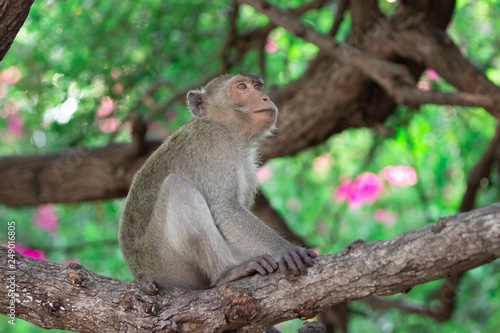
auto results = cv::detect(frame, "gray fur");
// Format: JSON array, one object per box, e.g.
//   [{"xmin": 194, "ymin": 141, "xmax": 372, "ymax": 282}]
[{"xmin": 119, "ymin": 74, "xmax": 316, "ymax": 290}]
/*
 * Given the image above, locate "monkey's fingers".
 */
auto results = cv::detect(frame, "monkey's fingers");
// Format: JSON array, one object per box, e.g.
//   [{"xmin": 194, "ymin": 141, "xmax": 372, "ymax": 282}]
[
  {"xmin": 290, "ymin": 249, "xmax": 308, "ymax": 275},
  {"xmin": 278, "ymin": 251, "xmax": 302, "ymax": 275},
  {"xmin": 298, "ymin": 249, "xmax": 316, "ymax": 267},
  {"xmin": 256, "ymin": 254, "xmax": 278, "ymax": 273},
  {"xmin": 247, "ymin": 261, "xmax": 269, "ymax": 275},
  {"xmin": 305, "ymin": 249, "xmax": 318, "ymax": 258},
  {"xmin": 277, "ymin": 257, "xmax": 288, "ymax": 274}
]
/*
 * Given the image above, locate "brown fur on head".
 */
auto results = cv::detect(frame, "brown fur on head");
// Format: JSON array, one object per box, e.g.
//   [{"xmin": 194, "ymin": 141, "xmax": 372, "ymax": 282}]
[{"xmin": 186, "ymin": 73, "xmax": 277, "ymax": 140}]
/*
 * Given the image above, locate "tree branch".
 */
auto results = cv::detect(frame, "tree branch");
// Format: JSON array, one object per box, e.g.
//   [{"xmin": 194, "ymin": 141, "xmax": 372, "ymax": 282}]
[
  {"xmin": 238, "ymin": 0, "xmax": 416, "ymax": 94},
  {"xmin": 239, "ymin": 0, "xmax": 500, "ymax": 114},
  {"xmin": 0, "ymin": 0, "xmax": 34, "ymax": 61},
  {"xmin": 0, "ymin": 141, "xmax": 161, "ymax": 206},
  {"xmin": 389, "ymin": 13, "xmax": 500, "ymax": 119},
  {"xmin": 2, "ymin": 204, "xmax": 499, "ymax": 332},
  {"xmin": 328, "ymin": 0, "xmax": 348, "ymax": 37}
]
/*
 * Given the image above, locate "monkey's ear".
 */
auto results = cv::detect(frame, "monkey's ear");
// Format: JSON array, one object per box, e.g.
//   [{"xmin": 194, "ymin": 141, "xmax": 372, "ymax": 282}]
[{"xmin": 187, "ymin": 91, "xmax": 206, "ymax": 117}]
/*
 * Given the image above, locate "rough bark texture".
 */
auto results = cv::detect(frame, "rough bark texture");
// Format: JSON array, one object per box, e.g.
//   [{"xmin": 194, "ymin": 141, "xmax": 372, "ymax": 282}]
[
  {"xmin": 0, "ymin": 0, "xmax": 34, "ymax": 61},
  {"xmin": 1, "ymin": 204, "xmax": 499, "ymax": 332}
]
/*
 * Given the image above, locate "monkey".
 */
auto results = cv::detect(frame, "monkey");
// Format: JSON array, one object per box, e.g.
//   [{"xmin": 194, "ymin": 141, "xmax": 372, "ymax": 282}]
[{"xmin": 119, "ymin": 73, "xmax": 317, "ymax": 290}]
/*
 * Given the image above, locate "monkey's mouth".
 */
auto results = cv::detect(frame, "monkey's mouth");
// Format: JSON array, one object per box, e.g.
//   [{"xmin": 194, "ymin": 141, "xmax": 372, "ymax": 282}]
[{"xmin": 254, "ymin": 109, "xmax": 276, "ymax": 114}]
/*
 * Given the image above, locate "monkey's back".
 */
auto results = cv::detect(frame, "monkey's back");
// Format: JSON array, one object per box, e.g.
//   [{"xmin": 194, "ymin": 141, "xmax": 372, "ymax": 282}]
[{"xmin": 119, "ymin": 117, "xmax": 258, "ymax": 282}]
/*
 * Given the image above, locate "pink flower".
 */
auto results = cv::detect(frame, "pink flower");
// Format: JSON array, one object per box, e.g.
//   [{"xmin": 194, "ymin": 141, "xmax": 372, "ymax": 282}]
[
  {"xmin": 257, "ymin": 165, "xmax": 273, "ymax": 183},
  {"xmin": 165, "ymin": 110, "xmax": 177, "ymax": 122},
  {"xmin": 374, "ymin": 209, "xmax": 398, "ymax": 226},
  {"xmin": 381, "ymin": 165, "xmax": 417, "ymax": 186},
  {"xmin": 111, "ymin": 68, "xmax": 121, "ymax": 80},
  {"xmin": 348, "ymin": 172, "xmax": 383, "ymax": 209},
  {"xmin": 1, "ymin": 66, "xmax": 21, "ymax": 84},
  {"xmin": 96, "ymin": 96, "xmax": 114, "ymax": 118},
  {"xmin": 99, "ymin": 117, "xmax": 121, "ymax": 133},
  {"xmin": 313, "ymin": 155, "xmax": 332, "ymax": 173},
  {"xmin": 427, "ymin": 68, "xmax": 439, "ymax": 81},
  {"xmin": 112, "ymin": 83, "xmax": 123, "ymax": 96},
  {"xmin": 417, "ymin": 80, "xmax": 430, "ymax": 91},
  {"xmin": 333, "ymin": 179, "xmax": 352, "ymax": 202},
  {"xmin": 33, "ymin": 204, "xmax": 59, "ymax": 232},
  {"xmin": 333, "ymin": 173, "xmax": 383, "ymax": 209},
  {"xmin": 2, "ymin": 99, "xmax": 19, "ymax": 117},
  {"xmin": 265, "ymin": 37, "xmax": 278, "ymax": 53},
  {"xmin": 15, "ymin": 244, "xmax": 46, "ymax": 260},
  {"xmin": 7, "ymin": 113, "xmax": 24, "ymax": 135}
]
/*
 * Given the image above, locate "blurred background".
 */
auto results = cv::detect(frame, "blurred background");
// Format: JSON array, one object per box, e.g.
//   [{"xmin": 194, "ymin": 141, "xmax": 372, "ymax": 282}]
[{"xmin": 0, "ymin": 0, "xmax": 499, "ymax": 332}]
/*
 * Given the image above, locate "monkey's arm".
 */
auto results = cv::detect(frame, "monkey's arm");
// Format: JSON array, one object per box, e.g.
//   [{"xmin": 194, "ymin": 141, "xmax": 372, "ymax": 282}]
[{"xmin": 213, "ymin": 203, "xmax": 317, "ymax": 276}]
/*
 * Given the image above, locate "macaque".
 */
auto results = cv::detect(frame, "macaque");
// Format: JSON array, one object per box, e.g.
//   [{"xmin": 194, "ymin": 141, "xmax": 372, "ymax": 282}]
[{"xmin": 119, "ymin": 73, "xmax": 316, "ymax": 290}]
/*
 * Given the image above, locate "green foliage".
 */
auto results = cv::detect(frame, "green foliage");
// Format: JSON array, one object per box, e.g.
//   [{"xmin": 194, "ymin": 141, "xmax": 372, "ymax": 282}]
[{"xmin": 0, "ymin": 0, "xmax": 499, "ymax": 332}]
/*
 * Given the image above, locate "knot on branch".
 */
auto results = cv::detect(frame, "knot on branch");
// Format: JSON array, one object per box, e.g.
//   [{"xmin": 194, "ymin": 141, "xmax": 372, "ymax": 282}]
[
  {"xmin": 141, "ymin": 280, "xmax": 161, "ymax": 296},
  {"xmin": 220, "ymin": 287, "xmax": 257, "ymax": 324},
  {"xmin": 64, "ymin": 263, "xmax": 90, "ymax": 287},
  {"xmin": 340, "ymin": 239, "xmax": 366, "ymax": 256},
  {"xmin": 121, "ymin": 290, "xmax": 162, "ymax": 317},
  {"xmin": 39, "ymin": 294, "xmax": 66, "ymax": 318},
  {"xmin": 432, "ymin": 217, "xmax": 449, "ymax": 234},
  {"xmin": 122, "ymin": 292, "xmax": 135, "ymax": 312}
]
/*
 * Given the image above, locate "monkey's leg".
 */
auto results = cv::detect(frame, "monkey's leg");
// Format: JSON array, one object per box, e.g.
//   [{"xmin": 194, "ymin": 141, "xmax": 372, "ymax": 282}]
[
  {"xmin": 147, "ymin": 174, "xmax": 238, "ymax": 289},
  {"xmin": 149, "ymin": 174, "xmax": 278, "ymax": 289}
]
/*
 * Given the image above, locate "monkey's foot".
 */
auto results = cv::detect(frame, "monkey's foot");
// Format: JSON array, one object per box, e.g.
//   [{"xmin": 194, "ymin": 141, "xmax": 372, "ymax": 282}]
[{"xmin": 215, "ymin": 254, "xmax": 278, "ymax": 286}]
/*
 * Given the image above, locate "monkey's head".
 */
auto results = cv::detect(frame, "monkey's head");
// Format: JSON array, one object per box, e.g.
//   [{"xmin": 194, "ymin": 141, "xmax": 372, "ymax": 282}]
[{"xmin": 187, "ymin": 74, "xmax": 278, "ymax": 140}]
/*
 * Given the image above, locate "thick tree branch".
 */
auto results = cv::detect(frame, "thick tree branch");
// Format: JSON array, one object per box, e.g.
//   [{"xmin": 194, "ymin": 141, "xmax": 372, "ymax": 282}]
[
  {"xmin": 389, "ymin": 14, "xmax": 500, "ymax": 119},
  {"xmin": 0, "ymin": 141, "xmax": 161, "ymax": 206},
  {"xmin": 223, "ymin": 0, "xmax": 328, "ymax": 71},
  {"xmin": 1, "ymin": 204, "xmax": 499, "ymax": 332},
  {"xmin": 239, "ymin": 0, "xmax": 416, "ymax": 95},
  {"xmin": 239, "ymin": 0, "xmax": 500, "ymax": 115},
  {"xmin": 0, "ymin": 0, "xmax": 34, "ymax": 61},
  {"xmin": 363, "ymin": 125, "xmax": 500, "ymax": 321}
]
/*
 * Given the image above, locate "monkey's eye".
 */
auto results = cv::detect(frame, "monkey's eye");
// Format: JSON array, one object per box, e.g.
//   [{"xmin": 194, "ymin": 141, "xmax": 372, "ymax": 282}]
[
  {"xmin": 237, "ymin": 83, "xmax": 247, "ymax": 90},
  {"xmin": 253, "ymin": 83, "xmax": 262, "ymax": 90}
]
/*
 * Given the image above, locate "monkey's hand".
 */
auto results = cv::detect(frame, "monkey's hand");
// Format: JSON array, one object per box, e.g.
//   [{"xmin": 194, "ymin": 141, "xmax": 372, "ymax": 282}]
[
  {"xmin": 215, "ymin": 254, "xmax": 278, "ymax": 287},
  {"xmin": 278, "ymin": 247, "xmax": 317, "ymax": 276}
]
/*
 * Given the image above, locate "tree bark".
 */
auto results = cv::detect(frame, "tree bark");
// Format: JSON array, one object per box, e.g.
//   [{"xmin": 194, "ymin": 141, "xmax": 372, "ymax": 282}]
[
  {"xmin": 0, "ymin": 0, "xmax": 34, "ymax": 61},
  {"xmin": 0, "ymin": 141, "xmax": 161, "ymax": 206},
  {"xmin": 2, "ymin": 204, "xmax": 499, "ymax": 332}
]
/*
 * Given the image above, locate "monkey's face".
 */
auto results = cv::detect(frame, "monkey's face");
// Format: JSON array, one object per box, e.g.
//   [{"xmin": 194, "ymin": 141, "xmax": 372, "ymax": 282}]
[{"xmin": 222, "ymin": 75, "xmax": 278, "ymax": 139}]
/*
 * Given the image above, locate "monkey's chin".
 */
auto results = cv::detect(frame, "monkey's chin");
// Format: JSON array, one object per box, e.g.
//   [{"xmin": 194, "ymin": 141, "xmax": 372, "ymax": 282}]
[{"xmin": 256, "ymin": 125, "xmax": 276, "ymax": 140}]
